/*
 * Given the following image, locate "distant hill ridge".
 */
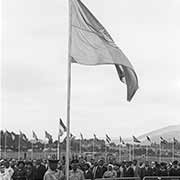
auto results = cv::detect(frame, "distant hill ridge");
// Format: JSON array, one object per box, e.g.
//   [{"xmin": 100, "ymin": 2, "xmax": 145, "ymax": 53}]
[
  {"xmin": 112, "ymin": 125, "xmax": 180, "ymax": 145},
  {"xmin": 138, "ymin": 125, "xmax": 180, "ymax": 142}
]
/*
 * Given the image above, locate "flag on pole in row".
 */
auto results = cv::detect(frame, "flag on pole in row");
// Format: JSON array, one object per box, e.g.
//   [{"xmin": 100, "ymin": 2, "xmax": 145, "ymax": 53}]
[
  {"xmin": 120, "ymin": 136, "xmax": 125, "ymax": 145},
  {"xmin": 70, "ymin": 133, "xmax": 75, "ymax": 140},
  {"xmin": 69, "ymin": 0, "xmax": 139, "ymax": 101},
  {"xmin": 45, "ymin": 131, "xmax": 53, "ymax": 143},
  {"xmin": 94, "ymin": 134, "xmax": 98, "ymax": 141},
  {"xmin": 19, "ymin": 131, "xmax": 28, "ymax": 141},
  {"xmin": 106, "ymin": 134, "xmax": 111, "ymax": 144},
  {"xmin": 32, "ymin": 131, "xmax": 38, "ymax": 142},
  {"xmin": 59, "ymin": 119, "xmax": 67, "ymax": 137},
  {"xmin": 11, "ymin": 132, "xmax": 16, "ymax": 141},
  {"xmin": 63, "ymin": 133, "xmax": 75, "ymax": 142},
  {"xmin": 173, "ymin": 137, "xmax": 178, "ymax": 144},
  {"xmin": 146, "ymin": 136, "xmax": 151, "ymax": 142},
  {"xmin": 80, "ymin": 133, "xmax": 84, "ymax": 141},
  {"xmin": 133, "ymin": 136, "xmax": 141, "ymax": 143},
  {"xmin": 160, "ymin": 137, "xmax": 168, "ymax": 144},
  {"xmin": 60, "ymin": 119, "xmax": 67, "ymax": 131}
]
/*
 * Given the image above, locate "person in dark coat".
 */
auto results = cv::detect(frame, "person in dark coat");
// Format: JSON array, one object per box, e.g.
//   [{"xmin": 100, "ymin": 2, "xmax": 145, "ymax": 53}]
[
  {"xmin": 33, "ymin": 160, "xmax": 47, "ymax": 180},
  {"xmin": 92, "ymin": 160, "xmax": 105, "ymax": 179},
  {"xmin": 12, "ymin": 161, "xmax": 26, "ymax": 180},
  {"xmin": 152, "ymin": 162, "xmax": 161, "ymax": 176},
  {"xmin": 124, "ymin": 161, "xmax": 134, "ymax": 177},
  {"xmin": 26, "ymin": 161, "xmax": 33, "ymax": 180},
  {"xmin": 139, "ymin": 161, "xmax": 153, "ymax": 180},
  {"xmin": 159, "ymin": 162, "xmax": 168, "ymax": 176}
]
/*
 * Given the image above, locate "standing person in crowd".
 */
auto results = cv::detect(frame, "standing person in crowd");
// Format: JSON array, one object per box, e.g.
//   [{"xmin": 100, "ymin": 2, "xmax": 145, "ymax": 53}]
[
  {"xmin": 26, "ymin": 162, "xmax": 33, "ymax": 180},
  {"xmin": 69, "ymin": 160, "xmax": 84, "ymax": 180},
  {"xmin": 92, "ymin": 159, "xmax": 106, "ymax": 179},
  {"xmin": 169, "ymin": 160, "xmax": 180, "ymax": 176},
  {"xmin": 83, "ymin": 163, "xmax": 93, "ymax": 180},
  {"xmin": 12, "ymin": 161, "xmax": 26, "ymax": 180},
  {"xmin": 119, "ymin": 161, "xmax": 126, "ymax": 177},
  {"xmin": 103, "ymin": 164, "xmax": 117, "ymax": 178},
  {"xmin": 159, "ymin": 162, "xmax": 168, "ymax": 176},
  {"xmin": 124, "ymin": 161, "xmax": 134, "ymax": 177},
  {"xmin": 43, "ymin": 157, "xmax": 64, "ymax": 180},
  {"xmin": 33, "ymin": 160, "xmax": 46, "ymax": 180},
  {"xmin": 3, "ymin": 160, "xmax": 14, "ymax": 180},
  {"xmin": 139, "ymin": 161, "xmax": 153, "ymax": 180},
  {"xmin": 132, "ymin": 160, "xmax": 140, "ymax": 177}
]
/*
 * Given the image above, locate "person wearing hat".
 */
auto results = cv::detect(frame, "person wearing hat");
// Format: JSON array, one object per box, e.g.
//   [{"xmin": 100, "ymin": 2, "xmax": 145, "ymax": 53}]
[
  {"xmin": 43, "ymin": 157, "xmax": 64, "ymax": 180},
  {"xmin": 69, "ymin": 160, "xmax": 84, "ymax": 180}
]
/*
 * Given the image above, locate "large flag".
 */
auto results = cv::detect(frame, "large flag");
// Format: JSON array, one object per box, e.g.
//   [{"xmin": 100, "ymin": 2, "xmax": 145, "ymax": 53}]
[
  {"xmin": 32, "ymin": 131, "xmax": 38, "ymax": 142},
  {"xmin": 106, "ymin": 134, "xmax": 111, "ymax": 144},
  {"xmin": 69, "ymin": 0, "xmax": 138, "ymax": 101},
  {"xmin": 133, "ymin": 136, "xmax": 141, "ymax": 143}
]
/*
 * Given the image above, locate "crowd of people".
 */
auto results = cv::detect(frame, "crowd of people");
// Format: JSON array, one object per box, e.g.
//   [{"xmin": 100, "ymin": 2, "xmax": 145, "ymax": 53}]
[{"xmin": 1, "ymin": 155, "xmax": 180, "ymax": 180}]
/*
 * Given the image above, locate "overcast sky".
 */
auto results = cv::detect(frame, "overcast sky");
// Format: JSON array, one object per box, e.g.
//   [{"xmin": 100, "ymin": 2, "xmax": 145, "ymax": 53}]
[{"xmin": 1, "ymin": 0, "xmax": 180, "ymax": 140}]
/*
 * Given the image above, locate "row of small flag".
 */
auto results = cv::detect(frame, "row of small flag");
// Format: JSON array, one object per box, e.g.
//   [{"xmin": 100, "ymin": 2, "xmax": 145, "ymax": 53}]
[
  {"xmin": 2, "ymin": 119, "xmax": 179, "ymax": 145},
  {"xmin": 131, "ymin": 136, "xmax": 178, "ymax": 144}
]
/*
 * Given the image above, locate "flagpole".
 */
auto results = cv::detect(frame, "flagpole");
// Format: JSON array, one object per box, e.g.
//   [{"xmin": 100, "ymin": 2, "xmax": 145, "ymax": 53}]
[
  {"xmin": 119, "ymin": 144, "xmax": 122, "ymax": 162},
  {"xmin": 146, "ymin": 145, "xmax": 148, "ymax": 161},
  {"xmin": 172, "ymin": 141, "xmax": 175, "ymax": 162},
  {"xmin": 18, "ymin": 133, "xmax": 21, "ymax": 160},
  {"xmin": 79, "ymin": 139, "xmax": 82, "ymax": 155},
  {"xmin": 93, "ymin": 139, "xmax": 94, "ymax": 157},
  {"xmin": 129, "ymin": 144, "xmax": 131, "ymax": 161},
  {"xmin": 66, "ymin": 0, "xmax": 72, "ymax": 179},
  {"xmin": 159, "ymin": 143, "xmax": 161, "ymax": 162},
  {"xmin": 44, "ymin": 141, "xmax": 46, "ymax": 159},
  {"xmin": 105, "ymin": 144, "xmax": 107, "ymax": 163},
  {"xmin": 4, "ymin": 131, "xmax": 7, "ymax": 159},
  {"xmin": 31, "ymin": 142, "xmax": 33, "ymax": 160},
  {"xmin": 133, "ymin": 143, "xmax": 135, "ymax": 160},
  {"xmin": 57, "ymin": 135, "xmax": 60, "ymax": 160}
]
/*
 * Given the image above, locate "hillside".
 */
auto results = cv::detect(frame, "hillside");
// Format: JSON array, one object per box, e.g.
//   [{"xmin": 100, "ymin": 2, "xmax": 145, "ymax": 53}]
[{"xmin": 113, "ymin": 124, "xmax": 180, "ymax": 145}]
